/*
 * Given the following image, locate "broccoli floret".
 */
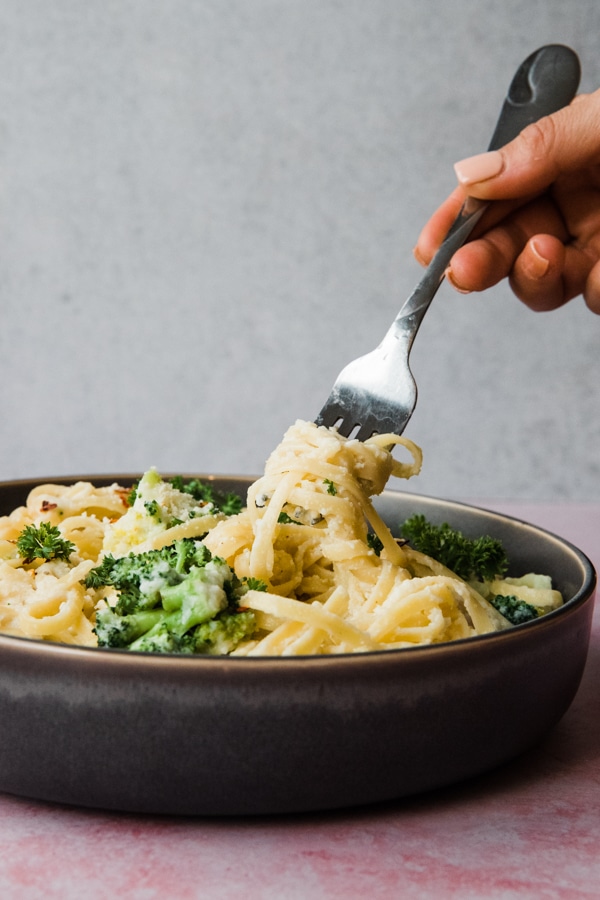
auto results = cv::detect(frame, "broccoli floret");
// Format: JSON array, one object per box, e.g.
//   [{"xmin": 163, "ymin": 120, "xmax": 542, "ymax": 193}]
[
  {"xmin": 167, "ymin": 476, "xmax": 243, "ymax": 517},
  {"xmin": 86, "ymin": 550, "xmax": 177, "ymax": 614},
  {"xmin": 125, "ymin": 608, "xmax": 257, "ymax": 655},
  {"xmin": 93, "ymin": 609, "xmax": 165, "ymax": 648},
  {"xmin": 489, "ymin": 594, "xmax": 539, "ymax": 625},
  {"xmin": 128, "ymin": 621, "xmax": 183, "ymax": 654},
  {"xmin": 144, "ymin": 499, "xmax": 162, "ymax": 521},
  {"xmin": 16, "ymin": 522, "xmax": 76, "ymax": 564},
  {"xmin": 172, "ymin": 538, "xmax": 212, "ymax": 573},
  {"xmin": 191, "ymin": 609, "xmax": 256, "ymax": 654},
  {"xmin": 109, "ymin": 472, "xmax": 242, "ymax": 559},
  {"xmin": 127, "ymin": 470, "xmax": 244, "ymax": 516},
  {"xmin": 89, "ymin": 538, "xmax": 256, "ymax": 654},
  {"xmin": 85, "ymin": 540, "xmax": 213, "ymax": 613},
  {"xmin": 400, "ymin": 514, "xmax": 508, "ymax": 582},
  {"xmin": 160, "ymin": 559, "xmax": 233, "ymax": 633}
]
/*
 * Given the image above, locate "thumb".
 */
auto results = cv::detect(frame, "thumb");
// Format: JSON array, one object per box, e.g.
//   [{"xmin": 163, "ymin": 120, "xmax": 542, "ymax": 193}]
[{"xmin": 453, "ymin": 90, "xmax": 600, "ymax": 200}]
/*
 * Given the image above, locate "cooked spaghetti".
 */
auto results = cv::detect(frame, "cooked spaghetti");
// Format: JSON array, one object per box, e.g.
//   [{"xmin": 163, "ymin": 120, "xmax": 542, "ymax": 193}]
[{"xmin": 0, "ymin": 421, "xmax": 563, "ymax": 653}]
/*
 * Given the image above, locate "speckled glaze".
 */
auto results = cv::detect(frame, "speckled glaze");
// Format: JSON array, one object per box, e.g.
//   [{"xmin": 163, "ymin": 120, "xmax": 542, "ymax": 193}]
[{"xmin": 0, "ymin": 476, "xmax": 595, "ymax": 816}]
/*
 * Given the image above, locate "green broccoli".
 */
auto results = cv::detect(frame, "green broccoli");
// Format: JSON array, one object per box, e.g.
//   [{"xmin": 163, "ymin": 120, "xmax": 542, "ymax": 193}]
[
  {"xmin": 16, "ymin": 522, "xmax": 76, "ymax": 564},
  {"xmin": 166, "ymin": 476, "xmax": 243, "ymax": 517},
  {"xmin": 92, "ymin": 609, "xmax": 165, "ymax": 647},
  {"xmin": 144, "ymin": 499, "xmax": 162, "ymax": 521},
  {"xmin": 190, "ymin": 609, "xmax": 257, "ymax": 654},
  {"xmin": 400, "ymin": 514, "xmax": 508, "ymax": 582},
  {"xmin": 126, "ymin": 475, "xmax": 243, "ymax": 517},
  {"xmin": 488, "ymin": 594, "xmax": 539, "ymax": 625},
  {"xmin": 84, "ymin": 542, "xmax": 209, "ymax": 613},
  {"xmin": 87, "ymin": 538, "xmax": 256, "ymax": 654},
  {"xmin": 127, "ymin": 608, "xmax": 257, "ymax": 655}
]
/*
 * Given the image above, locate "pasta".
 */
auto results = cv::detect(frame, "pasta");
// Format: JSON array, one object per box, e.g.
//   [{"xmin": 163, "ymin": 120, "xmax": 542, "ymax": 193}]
[
  {"xmin": 0, "ymin": 481, "xmax": 131, "ymax": 643},
  {"xmin": 0, "ymin": 421, "xmax": 563, "ymax": 653}
]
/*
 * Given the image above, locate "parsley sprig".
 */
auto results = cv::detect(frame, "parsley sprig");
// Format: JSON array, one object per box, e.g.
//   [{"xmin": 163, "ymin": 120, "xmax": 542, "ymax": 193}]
[
  {"xmin": 400, "ymin": 514, "xmax": 508, "ymax": 582},
  {"xmin": 16, "ymin": 523, "xmax": 76, "ymax": 564}
]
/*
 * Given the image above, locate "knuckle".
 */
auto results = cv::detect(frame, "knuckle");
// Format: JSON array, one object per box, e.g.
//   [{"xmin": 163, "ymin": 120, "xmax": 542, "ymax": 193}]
[{"xmin": 519, "ymin": 116, "xmax": 559, "ymax": 165}]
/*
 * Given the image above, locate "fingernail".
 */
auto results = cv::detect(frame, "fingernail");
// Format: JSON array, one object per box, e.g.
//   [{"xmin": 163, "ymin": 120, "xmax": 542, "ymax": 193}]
[
  {"xmin": 454, "ymin": 150, "xmax": 504, "ymax": 186},
  {"xmin": 444, "ymin": 266, "xmax": 471, "ymax": 294},
  {"xmin": 529, "ymin": 238, "xmax": 550, "ymax": 279},
  {"xmin": 413, "ymin": 245, "xmax": 428, "ymax": 266}
]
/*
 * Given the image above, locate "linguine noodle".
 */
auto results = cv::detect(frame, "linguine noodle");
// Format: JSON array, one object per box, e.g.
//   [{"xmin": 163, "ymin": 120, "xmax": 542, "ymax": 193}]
[{"xmin": 0, "ymin": 421, "xmax": 563, "ymax": 653}]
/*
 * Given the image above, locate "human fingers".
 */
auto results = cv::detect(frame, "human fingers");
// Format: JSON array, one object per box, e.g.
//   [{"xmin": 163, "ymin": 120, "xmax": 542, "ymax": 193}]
[
  {"xmin": 510, "ymin": 234, "xmax": 600, "ymax": 313},
  {"xmin": 414, "ymin": 187, "xmax": 535, "ymax": 268},
  {"xmin": 509, "ymin": 182, "xmax": 600, "ymax": 313},
  {"xmin": 583, "ymin": 259, "xmax": 600, "ymax": 313},
  {"xmin": 443, "ymin": 195, "xmax": 569, "ymax": 293},
  {"xmin": 508, "ymin": 235, "xmax": 569, "ymax": 311},
  {"xmin": 414, "ymin": 186, "xmax": 466, "ymax": 266},
  {"xmin": 453, "ymin": 91, "xmax": 600, "ymax": 201},
  {"xmin": 449, "ymin": 232, "xmax": 600, "ymax": 314}
]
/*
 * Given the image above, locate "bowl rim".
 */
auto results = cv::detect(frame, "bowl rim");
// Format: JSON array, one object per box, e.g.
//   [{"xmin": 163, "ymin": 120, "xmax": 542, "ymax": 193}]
[{"xmin": 0, "ymin": 474, "xmax": 595, "ymax": 666}]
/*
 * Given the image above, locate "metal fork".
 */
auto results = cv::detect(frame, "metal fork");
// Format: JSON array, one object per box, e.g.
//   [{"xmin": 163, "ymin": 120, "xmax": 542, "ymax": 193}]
[{"xmin": 315, "ymin": 45, "xmax": 580, "ymax": 441}]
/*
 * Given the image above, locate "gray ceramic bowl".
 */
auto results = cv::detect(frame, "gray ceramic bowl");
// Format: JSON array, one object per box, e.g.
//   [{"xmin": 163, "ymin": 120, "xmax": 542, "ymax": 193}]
[{"xmin": 0, "ymin": 475, "xmax": 595, "ymax": 816}]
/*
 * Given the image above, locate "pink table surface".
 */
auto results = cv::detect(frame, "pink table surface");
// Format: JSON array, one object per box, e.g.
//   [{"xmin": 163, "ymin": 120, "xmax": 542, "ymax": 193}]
[{"xmin": 0, "ymin": 501, "xmax": 598, "ymax": 900}]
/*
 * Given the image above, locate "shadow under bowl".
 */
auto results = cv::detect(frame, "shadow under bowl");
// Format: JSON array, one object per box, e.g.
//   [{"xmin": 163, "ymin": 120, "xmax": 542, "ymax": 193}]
[{"xmin": 0, "ymin": 475, "xmax": 595, "ymax": 815}]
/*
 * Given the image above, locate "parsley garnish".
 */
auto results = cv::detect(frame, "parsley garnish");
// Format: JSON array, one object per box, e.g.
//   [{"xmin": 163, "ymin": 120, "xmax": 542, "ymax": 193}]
[
  {"xmin": 367, "ymin": 532, "xmax": 384, "ymax": 556},
  {"xmin": 16, "ymin": 523, "xmax": 75, "ymax": 564},
  {"xmin": 401, "ymin": 514, "xmax": 508, "ymax": 582},
  {"xmin": 278, "ymin": 512, "xmax": 303, "ymax": 525}
]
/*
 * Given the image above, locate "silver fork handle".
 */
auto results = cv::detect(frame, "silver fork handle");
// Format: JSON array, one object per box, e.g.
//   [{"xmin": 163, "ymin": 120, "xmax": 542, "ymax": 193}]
[
  {"xmin": 393, "ymin": 196, "xmax": 488, "ymax": 334},
  {"xmin": 384, "ymin": 44, "xmax": 580, "ymax": 354}
]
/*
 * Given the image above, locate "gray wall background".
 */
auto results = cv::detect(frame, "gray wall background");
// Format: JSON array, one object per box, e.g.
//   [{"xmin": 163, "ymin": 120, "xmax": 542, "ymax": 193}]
[{"xmin": 0, "ymin": 1, "xmax": 598, "ymax": 501}]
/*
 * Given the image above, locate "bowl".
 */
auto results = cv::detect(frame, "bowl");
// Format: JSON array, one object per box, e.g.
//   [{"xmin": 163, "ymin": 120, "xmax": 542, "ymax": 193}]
[{"xmin": 0, "ymin": 475, "xmax": 595, "ymax": 816}]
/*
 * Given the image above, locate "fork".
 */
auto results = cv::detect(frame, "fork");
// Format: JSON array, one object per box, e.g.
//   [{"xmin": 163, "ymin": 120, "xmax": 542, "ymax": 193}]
[{"xmin": 315, "ymin": 44, "xmax": 580, "ymax": 441}]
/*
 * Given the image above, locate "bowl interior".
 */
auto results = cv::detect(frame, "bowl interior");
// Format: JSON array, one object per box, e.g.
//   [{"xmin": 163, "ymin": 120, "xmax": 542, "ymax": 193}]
[
  {"xmin": 0, "ymin": 473, "xmax": 596, "ymax": 655},
  {"xmin": 0, "ymin": 473, "xmax": 594, "ymax": 639},
  {"xmin": 0, "ymin": 474, "xmax": 595, "ymax": 815}
]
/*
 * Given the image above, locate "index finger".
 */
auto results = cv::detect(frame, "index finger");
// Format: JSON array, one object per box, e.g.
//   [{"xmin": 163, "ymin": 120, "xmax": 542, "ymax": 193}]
[{"xmin": 414, "ymin": 185, "xmax": 540, "ymax": 267}]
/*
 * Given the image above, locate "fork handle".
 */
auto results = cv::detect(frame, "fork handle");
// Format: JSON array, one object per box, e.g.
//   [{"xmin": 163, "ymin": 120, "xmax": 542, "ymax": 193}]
[{"xmin": 387, "ymin": 44, "xmax": 581, "ymax": 350}]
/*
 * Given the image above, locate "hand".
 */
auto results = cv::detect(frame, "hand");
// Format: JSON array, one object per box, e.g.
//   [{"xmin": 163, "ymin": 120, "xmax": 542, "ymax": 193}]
[{"xmin": 414, "ymin": 90, "xmax": 600, "ymax": 313}]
